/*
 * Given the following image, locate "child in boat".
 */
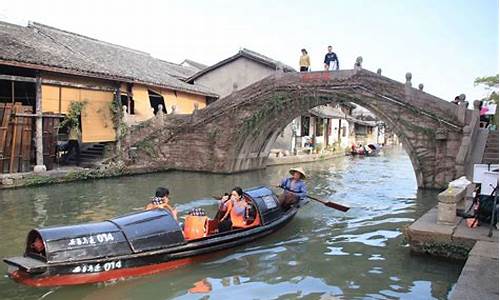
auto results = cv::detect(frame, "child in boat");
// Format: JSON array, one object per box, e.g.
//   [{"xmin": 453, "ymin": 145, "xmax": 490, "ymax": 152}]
[{"xmin": 145, "ymin": 187, "xmax": 178, "ymax": 220}]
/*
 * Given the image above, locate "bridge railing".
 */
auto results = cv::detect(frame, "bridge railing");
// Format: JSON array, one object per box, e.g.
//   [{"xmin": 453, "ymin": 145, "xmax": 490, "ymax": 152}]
[{"xmin": 455, "ymin": 101, "xmax": 481, "ymax": 178}]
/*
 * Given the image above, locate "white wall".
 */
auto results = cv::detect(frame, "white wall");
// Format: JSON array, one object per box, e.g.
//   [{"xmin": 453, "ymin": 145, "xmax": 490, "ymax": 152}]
[{"xmin": 194, "ymin": 57, "xmax": 276, "ymax": 98}]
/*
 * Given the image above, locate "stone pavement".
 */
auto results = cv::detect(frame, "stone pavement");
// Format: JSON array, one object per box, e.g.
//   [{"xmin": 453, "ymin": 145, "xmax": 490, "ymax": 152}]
[
  {"xmin": 406, "ymin": 206, "xmax": 499, "ymax": 299},
  {"xmin": 449, "ymin": 241, "xmax": 498, "ymax": 300}
]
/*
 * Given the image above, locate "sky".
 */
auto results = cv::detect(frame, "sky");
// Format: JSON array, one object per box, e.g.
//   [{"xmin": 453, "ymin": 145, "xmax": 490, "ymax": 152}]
[{"xmin": 0, "ymin": 0, "xmax": 498, "ymax": 102}]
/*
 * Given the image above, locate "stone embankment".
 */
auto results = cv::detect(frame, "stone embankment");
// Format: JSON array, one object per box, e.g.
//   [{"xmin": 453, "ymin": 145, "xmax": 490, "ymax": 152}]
[{"xmin": 406, "ymin": 177, "xmax": 498, "ymax": 299}]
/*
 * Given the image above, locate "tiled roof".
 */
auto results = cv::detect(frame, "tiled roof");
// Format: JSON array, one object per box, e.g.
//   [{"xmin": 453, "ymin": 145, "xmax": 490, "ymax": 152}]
[
  {"xmin": 187, "ymin": 48, "xmax": 296, "ymax": 82},
  {"xmin": 0, "ymin": 21, "xmax": 217, "ymax": 97},
  {"xmin": 309, "ymin": 106, "xmax": 345, "ymax": 119}
]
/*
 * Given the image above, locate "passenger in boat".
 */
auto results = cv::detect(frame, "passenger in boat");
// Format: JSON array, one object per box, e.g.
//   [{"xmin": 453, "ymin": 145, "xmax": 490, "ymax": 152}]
[
  {"xmin": 357, "ymin": 144, "xmax": 365, "ymax": 155},
  {"xmin": 278, "ymin": 167, "xmax": 307, "ymax": 209},
  {"xmin": 145, "ymin": 187, "xmax": 178, "ymax": 220},
  {"xmin": 219, "ymin": 187, "xmax": 254, "ymax": 230},
  {"xmin": 216, "ymin": 193, "xmax": 231, "ymax": 220},
  {"xmin": 215, "ymin": 192, "xmax": 232, "ymax": 232},
  {"xmin": 183, "ymin": 208, "xmax": 208, "ymax": 240}
]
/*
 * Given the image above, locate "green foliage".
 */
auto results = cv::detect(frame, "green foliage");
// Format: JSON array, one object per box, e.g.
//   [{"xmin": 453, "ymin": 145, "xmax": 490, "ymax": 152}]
[
  {"xmin": 240, "ymin": 92, "xmax": 291, "ymax": 135},
  {"xmin": 24, "ymin": 175, "xmax": 59, "ymax": 186},
  {"xmin": 475, "ymin": 74, "xmax": 499, "ymax": 104},
  {"xmin": 313, "ymin": 144, "xmax": 323, "ymax": 154},
  {"xmin": 474, "ymin": 75, "xmax": 499, "ymax": 89},
  {"xmin": 109, "ymin": 100, "xmax": 128, "ymax": 139},
  {"xmin": 135, "ymin": 139, "xmax": 156, "ymax": 158},
  {"xmin": 60, "ymin": 101, "xmax": 87, "ymax": 129},
  {"xmin": 419, "ymin": 242, "xmax": 470, "ymax": 260}
]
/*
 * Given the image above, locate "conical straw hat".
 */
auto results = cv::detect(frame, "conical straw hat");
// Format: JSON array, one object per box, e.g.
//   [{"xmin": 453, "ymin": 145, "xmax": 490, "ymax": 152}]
[{"xmin": 289, "ymin": 167, "xmax": 306, "ymax": 179}]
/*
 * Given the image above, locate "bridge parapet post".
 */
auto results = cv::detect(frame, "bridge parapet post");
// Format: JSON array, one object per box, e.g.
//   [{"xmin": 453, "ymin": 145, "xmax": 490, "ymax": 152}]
[
  {"xmin": 354, "ymin": 56, "xmax": 363, "ymax": 71},
  {"xmin": 376, "ymin": 68, "xmax": 382, "ymax": 75},
  {"xmin": 437, "ymin": 176, "xmax": 472, "ymax": 225},
  {"xmin": 418, "ymin": 83, "xmax": 424, "ymax": 91},
  {"xmin": 456, "ymin": 94, "xmax": 469, "ymax": 124},
  {"xmin": 405, "ymin": 72, "xmax": 412, "ymax": 87},
  {"xmin": 156, "ymin": 104, "xmax": 165, "ymax": 124}
]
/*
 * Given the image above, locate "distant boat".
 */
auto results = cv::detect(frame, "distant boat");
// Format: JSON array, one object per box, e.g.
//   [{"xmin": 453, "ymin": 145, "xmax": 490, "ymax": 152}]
[
  {"xmin": 4, "ymin": 186, "xmax": 297, "ymax": 287},
  {"xmin": 350, "ymin": 144, "xmax": 382, "ymax": 156}
]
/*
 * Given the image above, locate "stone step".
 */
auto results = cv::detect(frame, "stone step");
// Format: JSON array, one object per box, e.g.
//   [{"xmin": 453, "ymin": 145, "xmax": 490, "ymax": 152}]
[
  {"xmin": 483, "ymin": 157, "xmax": 498, "ymax": 164},
  {"xmin": 483, "ymin": 159, "xmax": 499, "ymax": 165},
  {"xmin": 84, "ymin": 148, "xmax": 104, "ymax": 154},
  {"xmin": 484, "ymin": 152, "xmax": 499, "ymax": 157}
]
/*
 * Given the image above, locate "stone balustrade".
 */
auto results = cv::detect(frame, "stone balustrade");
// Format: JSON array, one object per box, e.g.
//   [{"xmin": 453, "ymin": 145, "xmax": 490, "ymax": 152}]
[{"xmin": 437, "ymin": 176, "xmax": 474, "ymax": 225}]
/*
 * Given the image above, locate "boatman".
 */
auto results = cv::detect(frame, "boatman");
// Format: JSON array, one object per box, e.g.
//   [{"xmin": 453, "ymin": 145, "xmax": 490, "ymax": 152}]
[{"xmin": 278, "ymin": 167, "xmax": 308, "ymax": 209}]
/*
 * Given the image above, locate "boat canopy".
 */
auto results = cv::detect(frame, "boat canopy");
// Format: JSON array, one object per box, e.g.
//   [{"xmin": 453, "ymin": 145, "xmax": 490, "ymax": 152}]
[
  {"xmin": 25, "ymin": 209, "xmax": 185, "ymax": 264},
  {"xmin": 244, "ymin": 186, "xmax": 283, "ymax": 225}
]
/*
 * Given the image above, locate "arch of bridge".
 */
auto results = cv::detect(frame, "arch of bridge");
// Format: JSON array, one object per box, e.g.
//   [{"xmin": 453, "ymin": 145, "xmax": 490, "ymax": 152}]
[{"xmin": 126, "ymin": 69, "xmax": 468, "ymax": 189}]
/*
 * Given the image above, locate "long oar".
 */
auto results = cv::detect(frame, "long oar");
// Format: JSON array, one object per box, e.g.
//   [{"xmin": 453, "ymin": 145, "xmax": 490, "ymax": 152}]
[
  {"xmin": 306, "ymin": 195, "xmax": 350, "ymax": 212},
  {"xmin": 277, "ymin": 186, "xmax": 350, "ymax": 212}
]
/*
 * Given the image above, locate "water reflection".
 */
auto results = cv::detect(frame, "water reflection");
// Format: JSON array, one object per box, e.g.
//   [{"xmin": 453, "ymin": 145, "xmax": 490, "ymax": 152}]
[{"xmin": 0, "ymin": 146, "xmax": 463, "ymax": 300}]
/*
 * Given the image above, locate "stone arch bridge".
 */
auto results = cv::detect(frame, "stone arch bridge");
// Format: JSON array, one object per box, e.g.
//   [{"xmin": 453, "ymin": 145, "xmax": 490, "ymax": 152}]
[{"xmin": 122, "ymin": 69, "xmax": 477, "ymax": 189}]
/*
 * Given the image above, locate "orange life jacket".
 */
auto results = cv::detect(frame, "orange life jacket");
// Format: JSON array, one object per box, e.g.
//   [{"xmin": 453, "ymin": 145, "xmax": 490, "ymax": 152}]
[
  {"xmin": 230, "ymin": 200, "xmax": 262, "ymax": 228},
  {"xmin": 183, "ymin": 215, "xmax": 208, "ymax": 240},
  {"xmin": 230, "ymin": 201, "xmax": 248, "ymax": 228}
]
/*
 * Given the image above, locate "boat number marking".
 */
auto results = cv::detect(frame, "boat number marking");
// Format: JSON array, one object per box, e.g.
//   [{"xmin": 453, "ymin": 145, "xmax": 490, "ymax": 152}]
[
  {"xmin": 68, "ymin": 233, "xmax": 114, "ymax": 246},
  {"xmin": 71, "ymin": 260, "xmax": 122, "ymax": 273},
  {"xmin": 262, "ymin": 195, "xmax": 277, "ymax": 209}
]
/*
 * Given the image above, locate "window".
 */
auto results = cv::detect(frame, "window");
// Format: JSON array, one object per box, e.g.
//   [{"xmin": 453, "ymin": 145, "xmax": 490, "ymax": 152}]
[
  {"xmin": 301, "ymin": 116, "xmax": 310, "ymax": 136},
  {"xmin": 148, "ymin": 90, "xmax": 166, "ymax": 114},
  {"xmin": 315, "ymin": 117, "xmax": 324, "ymax": 136},
  {"xmin": 0, "ymin": 80, "xmax": 36, "ymax": 106},
  {"xmin": 121, "ymin": 95, "xmax": 135, "ymax": 114}
]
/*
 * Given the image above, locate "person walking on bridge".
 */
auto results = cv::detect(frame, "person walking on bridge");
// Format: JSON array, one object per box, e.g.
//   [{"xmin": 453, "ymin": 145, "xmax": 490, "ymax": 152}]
[
  {"xmin": 299, "ymin": 49, "xmax": 310, "ymax": 72},
  {"xmin": 324, "ymin": 45, "xmax": 339, "ymax": 71}
]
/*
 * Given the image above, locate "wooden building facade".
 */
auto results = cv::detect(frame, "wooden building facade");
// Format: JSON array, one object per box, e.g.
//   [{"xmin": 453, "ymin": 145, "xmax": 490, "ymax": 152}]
[{"xmin": 0, "ymin": 21, "xmax": 217, "ymax": 173}]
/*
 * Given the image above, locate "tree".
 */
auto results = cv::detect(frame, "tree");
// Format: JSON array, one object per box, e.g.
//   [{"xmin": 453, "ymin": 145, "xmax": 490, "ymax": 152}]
[
  {"xmin": 474, "ymin": 74, "xmax": 498, "ymax": 127},
  {"xmin": 474, "ymin": 74, "xmax": 499, "ymax": 104}
]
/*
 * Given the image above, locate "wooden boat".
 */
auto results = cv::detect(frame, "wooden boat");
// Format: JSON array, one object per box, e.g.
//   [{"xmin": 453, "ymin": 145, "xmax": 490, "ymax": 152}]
[
  {"xmin": 4, "ymin": 186, "xmax": 298, "ymax": 287},
  {"xmin": 350, "ymin": 144, "xmax": 381, "ymax": 156}
]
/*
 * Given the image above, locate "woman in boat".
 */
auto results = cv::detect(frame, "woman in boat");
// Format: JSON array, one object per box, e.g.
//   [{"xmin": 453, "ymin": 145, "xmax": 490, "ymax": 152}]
[
  {"xmin": 145, "ymin": 187, "xmax": 178, "ymax": 220},
  {"xmin": 278, "ymin": 167, "xmax": 307, "ymax": 209},
  {"xmin": 219, "ymin": 187, "xmax": 253, "ymax": 230}
]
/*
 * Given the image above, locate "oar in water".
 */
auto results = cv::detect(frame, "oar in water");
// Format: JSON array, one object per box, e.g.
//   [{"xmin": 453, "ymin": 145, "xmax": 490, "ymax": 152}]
[
  {"xmin": 306, "ymin": 194, "xmax": 350, "ymax": 212},
  {"xmin": 277, "ymin": 186, "xmax": 350, "ymax": 212}
]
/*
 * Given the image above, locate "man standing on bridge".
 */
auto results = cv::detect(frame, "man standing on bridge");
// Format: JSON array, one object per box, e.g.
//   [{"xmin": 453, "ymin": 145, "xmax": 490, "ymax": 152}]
[{"xmin": 324, "ymin": 45, "xmax": 339, "ymax": 71}]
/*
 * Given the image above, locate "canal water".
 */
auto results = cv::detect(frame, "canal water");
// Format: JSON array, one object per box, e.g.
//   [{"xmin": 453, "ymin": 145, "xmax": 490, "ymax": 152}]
[{"xmin": 0, "ymin": 146, "xmax": 463, "ymax": 300}]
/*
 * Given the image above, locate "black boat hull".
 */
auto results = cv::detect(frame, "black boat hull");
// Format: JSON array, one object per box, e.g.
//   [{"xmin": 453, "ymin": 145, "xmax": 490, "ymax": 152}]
[{"xmin": 6, "ymin": 204, "xmax": 297, "ymax": 286}]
